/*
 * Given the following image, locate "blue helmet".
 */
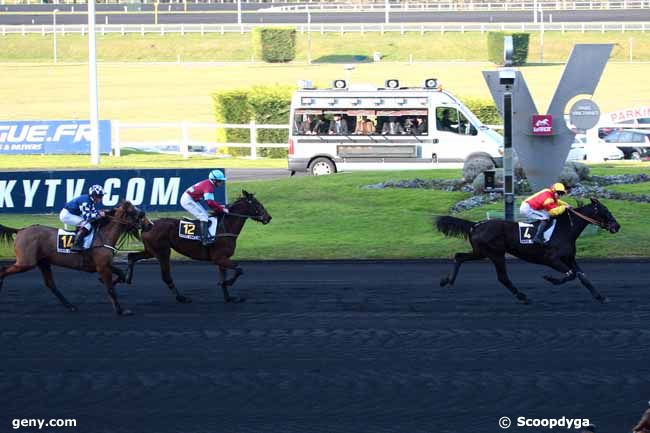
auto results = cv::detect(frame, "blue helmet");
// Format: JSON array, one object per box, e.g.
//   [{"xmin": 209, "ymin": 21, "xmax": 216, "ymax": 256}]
[
  {"xmin": 208, "ymin": 169, "xmax": 226, "ymax": 182},
  {"xmin": 88, "ymin": 184, "xmax": 104, "ymax": 196}
]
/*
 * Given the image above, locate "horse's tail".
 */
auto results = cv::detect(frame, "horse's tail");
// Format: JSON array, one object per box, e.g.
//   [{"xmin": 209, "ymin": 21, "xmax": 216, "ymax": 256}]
[
  {"xmin": 0, "ymin": 224, "xmax": 19, "ymax": 243},
  {"xmin": 434, "ymin": 216, "xmax": 475, "ymax": 240}
]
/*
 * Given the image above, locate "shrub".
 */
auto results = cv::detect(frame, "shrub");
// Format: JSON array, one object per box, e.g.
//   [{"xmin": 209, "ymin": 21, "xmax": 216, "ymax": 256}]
[
  {"xmin": 212, "ymin": 85, "xmax": 293, "ymax": 158},
  {"xmin": 253, "ymin": 27, "xmax": 296, "ymax": 63},
  {"xmin": 248, "ymin": 85, "xmax": 293, "ymax": 158},
  {"xmin": 212, "ymin": 89, "xmax": 251, "ymax": 157},
  {"xmin": 460, "ymin": 97, "xmax": 502, "ymax": 126},
  {"xmin": 487, "ymin": 32, "xmax": 530, "ymax": 66}
]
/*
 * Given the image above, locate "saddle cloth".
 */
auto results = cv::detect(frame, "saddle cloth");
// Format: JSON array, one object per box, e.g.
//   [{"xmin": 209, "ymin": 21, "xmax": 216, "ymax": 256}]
[
  {"xmin": 178, "ymin": 217, "xmax": 218, "ymax": 241},
  {"xmin": 518, "ymin": 219, "xmax": 557, "ymax": 244},
  {"xmin": 56, "ymin": 228, "xmax": 95, "ymax": 254}
]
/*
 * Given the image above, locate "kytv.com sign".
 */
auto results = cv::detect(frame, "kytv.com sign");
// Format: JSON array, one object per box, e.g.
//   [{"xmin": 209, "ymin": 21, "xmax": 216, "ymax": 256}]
[{"xmin": 0, "ymin": 169, "xmax": 225, "ymax": 213}]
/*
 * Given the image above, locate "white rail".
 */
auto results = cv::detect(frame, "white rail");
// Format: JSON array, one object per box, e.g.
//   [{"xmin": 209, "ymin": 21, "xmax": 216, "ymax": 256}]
[
  {"xmin": 2, "ymin": 21, "xmax": 649, "ymax": 35},
  {"xmin": 263, "ymin": 0, "xmax": 650, "ymax": 11},
  {"xmin": 113, "ymin": 120, "xmax": 289, "ymax": 159}
]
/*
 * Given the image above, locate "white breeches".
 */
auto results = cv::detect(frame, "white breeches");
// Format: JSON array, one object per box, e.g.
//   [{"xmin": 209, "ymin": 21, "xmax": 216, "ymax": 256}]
[
  {"xmin": 59, "ymin": 208, "xmax": 91, "ymax": 230},
  {"xmin": 180, "ymin": 193, "xmax": 209, "ymax": 222},
  {"xmin": 519, "ymin": 202, "xmax": 550, "ymax": 220}
]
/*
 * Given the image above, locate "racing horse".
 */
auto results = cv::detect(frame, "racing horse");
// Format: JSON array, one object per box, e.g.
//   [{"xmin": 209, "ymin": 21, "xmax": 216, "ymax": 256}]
[
  {"xmin": 435, "ymin": 198, "xmax": 620, "ymax": 304},
  {"xmin": 125, "ymin": 190, "xmax": 271, "ymax": 304},
  {"xmin": 0, "ymin": 201, "xmax": 151, "ymax": 315}
]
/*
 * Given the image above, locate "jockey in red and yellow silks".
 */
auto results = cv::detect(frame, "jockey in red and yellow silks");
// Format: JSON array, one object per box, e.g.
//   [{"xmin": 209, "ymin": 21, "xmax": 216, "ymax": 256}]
[{"xmin": 519, "ymin": 183, "xmax": 570, "ymax": 244}]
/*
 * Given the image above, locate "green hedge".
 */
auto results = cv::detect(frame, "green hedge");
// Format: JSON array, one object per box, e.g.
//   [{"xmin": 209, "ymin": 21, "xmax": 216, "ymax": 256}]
[
  {"xmin": 487, "ymin": 32, "xmax": 530, "ymax": 66},
  {"xmin": 212, "ymin": 85, "xmax": 292, "ymax": 158},
  {"xmin": 252, "ymin": 27, "xmax": 297, "ymax": 63},
  {"xmin": 461, "ymin": 97, "xmax": 502, "ymax": 126}
]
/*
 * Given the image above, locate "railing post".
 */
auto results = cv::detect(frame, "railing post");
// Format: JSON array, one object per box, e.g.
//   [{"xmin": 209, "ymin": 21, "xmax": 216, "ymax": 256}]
[
  {"xmin": 181, "ymin": 121, "xmax": 189, "ymax": 159},
  {"xmin": 113, "ymin": 120, "xmax": 121, "ymax": 157},
  {"xmin": 249, "ymin": 120, "xmax": 257, "ymax": 159}
]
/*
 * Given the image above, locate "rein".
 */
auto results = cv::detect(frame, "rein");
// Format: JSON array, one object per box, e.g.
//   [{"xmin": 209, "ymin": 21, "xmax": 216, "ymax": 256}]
[
  {"xmin": 214, "ymin": 208, "xmax": 261, "ymax": 238},
  {"xmin": 568, "ymin": 208, "xmax": 608, "ymax": 230}
]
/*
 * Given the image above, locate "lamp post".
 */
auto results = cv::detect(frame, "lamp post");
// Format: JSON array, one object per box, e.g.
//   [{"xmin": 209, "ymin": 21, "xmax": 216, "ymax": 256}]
[
  {"xmin": 88, "ymin": 0, "xmax": 100, "ymax": 165},
  {"xmin": 53, "ymin": 9, "xmax": 59, "ymax": 64},
  {"xmin": 385, "ymin": 0, "xmax": 390, "ymax": 24},
  {"xmin": 307, "ymin": 7, "xmax": 312, "ymax": 64},
  {"xmin": 500, "ymin": 36, "xmax": 515, "ymax": 221}
]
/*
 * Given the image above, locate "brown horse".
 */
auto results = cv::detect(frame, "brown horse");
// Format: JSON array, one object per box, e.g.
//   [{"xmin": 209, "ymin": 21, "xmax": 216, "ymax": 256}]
[
  {"xmin": 0, "ymin": 201, "xmax": 151, "ymax": 315},
  {"xmin": 125, "ymin": 190, "xmax": 271, "ymax": 303}
]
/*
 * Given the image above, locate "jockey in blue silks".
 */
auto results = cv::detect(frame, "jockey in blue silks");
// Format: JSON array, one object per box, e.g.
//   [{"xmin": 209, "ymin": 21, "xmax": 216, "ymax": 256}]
[{"xmin": 59, "ymin": 184, "xmax": 106, "ymax": 251}]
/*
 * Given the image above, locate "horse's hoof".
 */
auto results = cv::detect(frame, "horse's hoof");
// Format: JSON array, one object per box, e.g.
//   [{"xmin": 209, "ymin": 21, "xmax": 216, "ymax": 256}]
[
  {"xmin": 225, "ymin": 296, "xmax": 246, "ymax": 304},
  {"xmin": 176, "ymin": 295, "xmax": 192, "ymax": 304},
  {"xmin": 439, "ymin": 277, "xmax": 449, "ymax": 287},
  {"xmin": 118, "ymin": 309, "xmax": 134, "ymax": 316},
  {"xmin": 596, "ymin": 295, "xmax": 609, "ymax": 304},
  {"xmin": 516, "ymin": 293, "xmax": 530, "ymax": 304},
  {"xmin": 66, "ymin": 305, "xmax": 78, "ymax": 312}
]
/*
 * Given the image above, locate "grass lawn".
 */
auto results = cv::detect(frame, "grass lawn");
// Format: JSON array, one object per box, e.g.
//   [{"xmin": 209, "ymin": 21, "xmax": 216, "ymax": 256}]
[
  {"xmin": 2, "ymin": 61, "xmax": 650, "ymax": 126},
  {"xmin": 2, "ymin": 32, "xmax": 650, "ymax": 63},
  {"xmin": 1, "ymin": 165, "xmax": 649, "ymax": 260},
  {"xmin": 0, "ymin": 152, "xmax": 286, "ymax": 170}
]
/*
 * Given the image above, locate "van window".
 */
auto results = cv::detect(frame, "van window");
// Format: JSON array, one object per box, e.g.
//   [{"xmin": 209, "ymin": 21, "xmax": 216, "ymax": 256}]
[
  {"xmin": 436, "ymin": 108, "xmax": 477, "ymax": 136},
  {"xmin": 292, "ymin": 108, "xmax": 428, "ymax": 136}
]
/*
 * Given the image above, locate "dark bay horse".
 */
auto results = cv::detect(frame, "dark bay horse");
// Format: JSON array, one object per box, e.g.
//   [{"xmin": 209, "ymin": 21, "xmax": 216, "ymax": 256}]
[
  {"xmin": 125, "ymin": 190, "xmax": 271, "ymax": 303},
  {"xmin": 0, "ymin": 201, "xmax": 151, "ymax": 315},
  {"xmin": 435, "ymin": 198, "xmax": 620, "ymax": 304}
]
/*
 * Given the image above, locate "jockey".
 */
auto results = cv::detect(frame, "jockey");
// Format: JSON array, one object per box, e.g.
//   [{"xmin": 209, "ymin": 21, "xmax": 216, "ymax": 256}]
[
  {"xmin": 180, "ymin": 169, "xmax": 229, "ymax": 246},
  {"xmin": 520, "ymin": 182, "xmax": 570, "ymax": 245},
  {"xmin": 59, "ymin": 184, "xmax": 105, "ymax": 251}
]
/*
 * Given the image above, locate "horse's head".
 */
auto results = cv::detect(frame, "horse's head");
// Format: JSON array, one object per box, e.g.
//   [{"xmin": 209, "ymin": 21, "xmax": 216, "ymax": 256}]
[
  {"xmin": 110, "ymin": 201, "xmax": 153, "ymax": 232},
  {"xmin": 229, "ymin": 190, "xmax": 272, "ymax": 224},
  {"xmin": 583, "ymin": 198, "xmax": 620, "ymax": 234}
]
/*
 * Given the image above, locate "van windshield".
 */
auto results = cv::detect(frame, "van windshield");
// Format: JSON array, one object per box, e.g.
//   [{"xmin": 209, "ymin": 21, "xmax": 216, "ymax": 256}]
[
  {"xmin": 293, "ymin": 109, "xmax": 428, "ymax": 136},
  {"xmin": 435, "ymin": 107, "xmax": 478, "ymax": 136}
]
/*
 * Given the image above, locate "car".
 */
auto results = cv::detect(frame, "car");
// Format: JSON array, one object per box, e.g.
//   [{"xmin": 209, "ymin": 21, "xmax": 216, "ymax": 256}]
[
  {"xmin": 567, "ymin": 134, "xmax": 624, "ymax": 162},
  {"xmin": 602, "ymin": 129, "xmax": 650, "ymax": 160}
]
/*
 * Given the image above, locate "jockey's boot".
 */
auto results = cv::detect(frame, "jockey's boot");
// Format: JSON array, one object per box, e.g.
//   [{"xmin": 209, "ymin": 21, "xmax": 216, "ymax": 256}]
[
  {"xmin": 71, "ymin": 227, "xmax": 90, "ymax": 251},
  {"xmin": 532, "ymin": 219, "xmax": 550, "ymax": 245},
  {"xmin": 200, "ymin": 221, "xmax": 211, "ymax": 246}
]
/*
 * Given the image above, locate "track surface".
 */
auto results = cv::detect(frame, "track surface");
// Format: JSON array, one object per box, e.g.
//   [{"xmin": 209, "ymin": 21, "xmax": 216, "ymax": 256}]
[{"xmin": 0, "ymin": 261, "xmax": 648, "ymax": 433}]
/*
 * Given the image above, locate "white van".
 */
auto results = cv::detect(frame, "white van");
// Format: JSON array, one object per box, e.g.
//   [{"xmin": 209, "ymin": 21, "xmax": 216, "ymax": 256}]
[{"xmin": 287, "ymin": 79, "xmax": 504, "ymax": 176}]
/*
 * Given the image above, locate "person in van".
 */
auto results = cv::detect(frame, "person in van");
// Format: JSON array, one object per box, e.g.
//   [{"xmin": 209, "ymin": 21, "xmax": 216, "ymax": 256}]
[
  {"xmin": 354, "ymin": 116, "xmax": 375, "ymax": 134},
  {"xmin": 413, "ymin": 117, "xmax": 427, "ymax": 135},
  {"xmin": 381, "ymin": 116, "xmax": 405, "ymax": 135},
  {"xmin": 297, "ymin": 115, "xmax": 314, "ymax": 135},
  {"xmin": 437, "ymin": 109, "xmax": 456, "ymax": 132},
  {"xmin": 328, "ymin": 114, "xmax": 349, "ymax": 135},
  {"xmin": 311, "ymin": 115, "xmax": 326, "ymax": 135}
]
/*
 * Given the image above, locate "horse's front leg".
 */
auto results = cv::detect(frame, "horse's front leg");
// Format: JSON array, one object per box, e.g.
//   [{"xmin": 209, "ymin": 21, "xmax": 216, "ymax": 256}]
[
  {"xmin": 573, "ymin": 261, "xmax": 607, "ymax": 303},
  {"xmin": 215, "ymin": 257, "xmax": 244, "ymax": 303},
  {"xmin": 543, "ymin": 255, "xmax": 577, "ymax": 286},
  {"xmin": 98, "ymin": 263, "xmax": 132, "ymax": 316}
]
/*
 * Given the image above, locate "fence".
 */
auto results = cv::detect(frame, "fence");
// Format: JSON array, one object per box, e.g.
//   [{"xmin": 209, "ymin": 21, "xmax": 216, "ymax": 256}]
[
  {"xmin": 113, "ymin": 120, "xmax": 289, "ymax": 158},
  {"xmin": 263, "ymin": 0, "xmax": 650, "ymax": 11},
  {"xmin": 2, "ymin": 0, "xmax": 649, "ymax": 8},
  {"xmin": 3, "ymin": 21, "xmax": 650, "ymax": 35}
]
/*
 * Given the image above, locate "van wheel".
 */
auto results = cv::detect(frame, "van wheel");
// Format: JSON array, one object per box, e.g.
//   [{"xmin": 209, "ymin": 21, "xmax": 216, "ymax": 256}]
[
  {"xmin": 630, "ymin": 151, "xmax": 642, "ymax": 160},
  {"xmin": 310, "ymin": 158, "xmax": 336, "ymax": 176}
]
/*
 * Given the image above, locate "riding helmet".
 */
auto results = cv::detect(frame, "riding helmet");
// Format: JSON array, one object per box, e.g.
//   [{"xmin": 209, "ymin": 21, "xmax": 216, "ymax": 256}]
[
  {"xmin": 208, "ymin": 169, "xmax": 226, "ymax": 182},
  {"xmin": 551, "ymin": 183, "xmax": 566, "ymax": 194},
  {"xmin": 89, "ymin": 184, "xmax": 105, "ymax": 196}
]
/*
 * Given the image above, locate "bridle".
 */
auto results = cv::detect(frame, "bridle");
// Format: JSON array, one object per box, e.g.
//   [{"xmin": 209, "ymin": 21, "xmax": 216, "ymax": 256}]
[
  {"xmin": 568, "ymin": 207, "xmax": 610, "ymax": 230},
  {"xmin": 215, "ymin": 198, "xmax": 267, "ymax": 238}
]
